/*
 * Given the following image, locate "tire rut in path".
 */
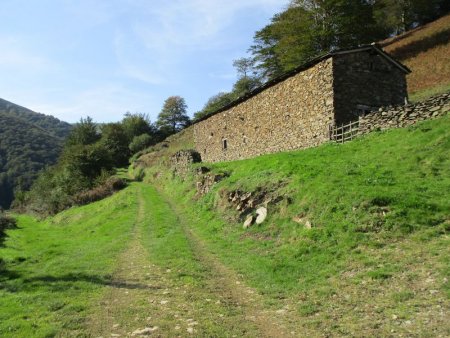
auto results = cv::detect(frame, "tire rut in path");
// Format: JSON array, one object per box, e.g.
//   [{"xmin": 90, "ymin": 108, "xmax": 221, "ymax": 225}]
[
  {"xmin": 87, "ymin": 188, "xmax": 163, "ymax": 337},
  {"xmin": 87, "ymin": 185, "xmax": 263, "ymax": 337},
  {"xmin": 159, "ymin": 188, "xmax": 299, "ymax": 338}
]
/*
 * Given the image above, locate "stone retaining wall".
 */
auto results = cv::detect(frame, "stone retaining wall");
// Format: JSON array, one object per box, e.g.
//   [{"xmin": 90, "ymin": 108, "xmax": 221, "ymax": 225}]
[
  {"xmin": 169, "ymin": 150, "xmax": 201, "ymax": 178},
  {"xmin": 359, "ymin": 92, "xmax": 450, "ymax": 134}
]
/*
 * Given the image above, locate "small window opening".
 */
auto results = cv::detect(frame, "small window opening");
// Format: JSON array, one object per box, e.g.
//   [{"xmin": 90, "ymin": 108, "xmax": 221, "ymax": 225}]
[{"xmin": 222, "ymin": 139, "xmax": 228, "ymax": 150}]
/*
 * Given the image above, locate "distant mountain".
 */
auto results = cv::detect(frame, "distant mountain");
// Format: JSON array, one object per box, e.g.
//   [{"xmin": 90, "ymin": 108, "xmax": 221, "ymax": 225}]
[
  {"xmin": 0, "ymin": 98, "xmax": 72, "ymax": 209},
  {"xmin": 0, "ymin": 98, "xmax": 71, "ymax": 138}
]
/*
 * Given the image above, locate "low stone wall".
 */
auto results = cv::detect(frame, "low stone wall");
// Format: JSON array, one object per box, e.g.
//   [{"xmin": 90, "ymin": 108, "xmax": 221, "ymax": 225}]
[
  {"xmin": 359, "ymin": 92, "xmax": 450, "ymax": 134},
  {"xmin": 169, "ymin": 150, "xmax": 201, "ymax": 178}
]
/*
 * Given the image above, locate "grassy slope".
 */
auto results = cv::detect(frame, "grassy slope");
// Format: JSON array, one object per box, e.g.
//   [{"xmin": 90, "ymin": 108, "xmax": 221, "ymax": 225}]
[
  {"xmin": 138, "ymin": 115, "xmax": 450, "ymax": 336},
  {"xmin": 381, "ymin": 14, "xmax": 450, "ymax": 101},
  {"xmin": 0, "ymin": 188, "xmax": 137, "ymax": 337},
  {"xmin": 0, "ymin": 182, "xmax": 262, "ymax": 337}
]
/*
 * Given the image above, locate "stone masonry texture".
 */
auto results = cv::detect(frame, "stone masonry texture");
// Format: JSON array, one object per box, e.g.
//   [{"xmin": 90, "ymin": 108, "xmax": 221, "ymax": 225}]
[
  {"xmin": 333, "ymin": 51, "xmax": 408, "ymax": 124},
  {"xmin": 359, "ymin": 92, "xmax": 449, "ymax": 134},
  {"xmin": 194, "ymin": 58, "xmax": 335, "ymax": 163},
  {"xmin": 193, "ymin": 48, "xmax": 409, "ymax": 163}
]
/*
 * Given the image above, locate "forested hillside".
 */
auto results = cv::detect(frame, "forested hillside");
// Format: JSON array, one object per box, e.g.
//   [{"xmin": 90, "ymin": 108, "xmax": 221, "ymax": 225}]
[
  {"xmin": 0, "ymin": 99, "xmax": 71, "ymax": 139},
  {"xmin": 0, "ymin": 99, "xmax": 72, "ymax": 209}
]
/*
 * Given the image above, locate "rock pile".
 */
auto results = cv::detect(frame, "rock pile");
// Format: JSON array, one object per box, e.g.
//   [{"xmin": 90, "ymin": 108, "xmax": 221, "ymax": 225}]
[
  {"xmin": 224, "ymin": 189, "xmax": 287, "ymax": 229},
  {"xmin": 195, "ymin": 172, "xmax": 228, "ymax": 196},
  {"xmin": 359, "ymin": 92, "xmax": 449, "ymax": 134}
]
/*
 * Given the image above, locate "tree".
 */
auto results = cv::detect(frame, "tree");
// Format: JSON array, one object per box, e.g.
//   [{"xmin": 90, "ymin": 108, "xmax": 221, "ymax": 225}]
[
  {"xmin": 121, "ymin": 113, "xmax": 155, "ymax": 143},
  {"xmin": 232, "ymin": 58, "xmax": 256, "ymax": 78},
  {"xmin": 156, "ymin": 96, "xmax": 190, "ymax": 136},
  {"xmin": 100, "ymin": 123, "xmax": 130, "ymax": 167},
  {"xmin": 193, "ymin": 92, "xmax": 234, "ymax": 121},
  {"xmin": 231, "ymin": 76, "xmax": 262, "ymax": 99},
  {"xmin": 249, "ymin": 0, "xmax": 389, "ymax": 80},
  {"xmin": 129, "ymin": 134, "xmax": 154, "ymax": 154},
  {"xmin": 61, "ymin": 143, "xmax": 112, "ymax": 182},
  {"xmin": 66, "ymin": 116, "xmax": 100, "ymax": 146},
  {"xmin": 373, "ymin": 0, "xmax": 449, "ymax": 35}
]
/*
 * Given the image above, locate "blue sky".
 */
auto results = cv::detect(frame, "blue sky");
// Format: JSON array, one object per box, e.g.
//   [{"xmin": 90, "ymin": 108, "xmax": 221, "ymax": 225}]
[{"xmin": 0, "ymin": 0, "xmax": 287, "ymax": 123}]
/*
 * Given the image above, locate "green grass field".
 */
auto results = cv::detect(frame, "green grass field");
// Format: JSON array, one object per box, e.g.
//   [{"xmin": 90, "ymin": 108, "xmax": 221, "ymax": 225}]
[
  {"xmin": 0, "ymin": 188, "xmax": 138, "ymax": 337},
  {"xmin": 1, "ymin": 114, "xmax": 449, "ymax": 337},
  {"xmin": 139, "ymin": 114, "xmax": 450, "ymax": 336}
]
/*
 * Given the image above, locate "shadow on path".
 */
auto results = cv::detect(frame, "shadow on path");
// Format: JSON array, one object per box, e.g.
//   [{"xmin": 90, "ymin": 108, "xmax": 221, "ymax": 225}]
[{"xmin": 0, "ymin": 272, "xmax": 162, "ymax": 293}]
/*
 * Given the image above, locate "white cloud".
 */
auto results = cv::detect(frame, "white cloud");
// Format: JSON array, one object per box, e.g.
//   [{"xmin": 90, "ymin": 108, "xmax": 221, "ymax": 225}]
[
  {"xmin": 0, "ymin": 0, "xmax": 288, "ymax": 122},
  {"xmin": 114, "ymin": 0, "xmax": 287, "ymax": 83}
]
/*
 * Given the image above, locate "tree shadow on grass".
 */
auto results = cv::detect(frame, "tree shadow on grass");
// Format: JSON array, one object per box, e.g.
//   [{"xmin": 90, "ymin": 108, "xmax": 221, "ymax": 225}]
[
  {"xmin": 380, "ymin": 25, "xmax": 426, "ymax": 49},
  {"xmin": 0, "ymin": 272, "xmax": 162, "ymax": 293},
  {"xmin": 386, "ymin": 27, "xmax": 450, "ymax": 61}
]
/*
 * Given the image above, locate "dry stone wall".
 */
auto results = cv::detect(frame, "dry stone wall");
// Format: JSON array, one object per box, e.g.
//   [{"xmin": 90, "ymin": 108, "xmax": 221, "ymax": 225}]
[
  {"xmin": 359, "ymin": 92, "xmax": 449, "ymax": 134},
  {"xmin": 194, "ymin": 59, "xmax": 335, "ymax": 163},
  {"xmin": 169, "ymin": 150, "xmax": 201, "ymax": 178},
  {"xmin": 333, "ymin": 51, "xmax": 408, "ymax": 124}
]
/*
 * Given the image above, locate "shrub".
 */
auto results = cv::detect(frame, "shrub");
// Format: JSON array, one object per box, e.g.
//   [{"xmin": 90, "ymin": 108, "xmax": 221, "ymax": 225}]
[
  {"xmin": 72, "ymin": 177, "xmax": 127, "ymax": 206},
  {"xmin": 134, "ymin": 167, "xmax": 146, "ymax": 182},
  {"xmin": 0, "ymin": 214, "xmax": 17, "ymax": 239},
  {"xmin": 129, "ymin": 134, "xmax": 154, "ymax": 154}
]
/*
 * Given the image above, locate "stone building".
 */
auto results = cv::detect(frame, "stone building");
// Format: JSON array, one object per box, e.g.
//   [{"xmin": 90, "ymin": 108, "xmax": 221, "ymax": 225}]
[{"xmin": 193, "ymin": 44, "xmax": 410, "ymax": 163}]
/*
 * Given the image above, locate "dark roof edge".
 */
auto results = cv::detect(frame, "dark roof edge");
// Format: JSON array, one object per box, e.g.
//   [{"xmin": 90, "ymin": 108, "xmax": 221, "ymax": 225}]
[
  {"xmin": 370, "ymin": 43, "xmax": 412, "ymax": 74},
  {"xmin": 193, "ymin": 44, "xmax": 411, "ymax": 124}
]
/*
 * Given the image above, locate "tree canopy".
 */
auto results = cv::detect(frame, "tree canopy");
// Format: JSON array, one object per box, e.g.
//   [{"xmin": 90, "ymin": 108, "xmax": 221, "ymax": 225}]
[
  {"xmin": 248, "ymin": 0, "xmax": 449, "ymax": 80},
  {"xmin": 21, "ymin": 113, "xmax": 159, "ymax": 214},
  {"xmin": 196, "ymin": 0, "xmax": 448, "ymax": 114},
  {"xmin": 156, "ymin": 96, "xmax": 190, "ymax": 136}
]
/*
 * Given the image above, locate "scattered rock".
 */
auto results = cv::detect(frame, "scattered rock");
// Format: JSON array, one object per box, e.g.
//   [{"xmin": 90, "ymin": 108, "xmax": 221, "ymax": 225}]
[
  {"xmin": 196, "ymin": 172, "xmax": 228, "ymax": 196},
  {"xmin": 305, "ymin": 220, "xmax": 312, "ymax": 229},
  {"xmin": 243, "ymin": 215, "xmax": 255, "ymax": 229},
  {"xmin": 292, "ymin": 213, "xmax": 312, "ymax": 229},
  {"xmin": 292, "ymin": 214, "xmax": 304, "ymax": 224},
  {"xmin": 131, "ymin": 327, "xmax": 159, "ymax": 336},
  {"xmin": 187, "ymin": 327, "xmax": 194, "ymax": 334},
  {"xmin": 255, "ymin": 207, "xmax": 267, "ymax": 224}
]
